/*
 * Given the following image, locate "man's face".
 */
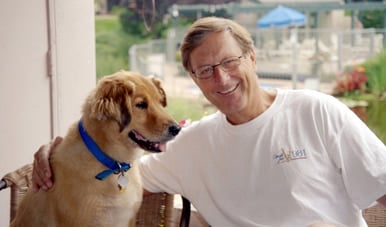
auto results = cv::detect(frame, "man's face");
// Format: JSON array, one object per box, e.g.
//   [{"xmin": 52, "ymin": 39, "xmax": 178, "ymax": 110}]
[{"xmin": 189, "ymin": 31, "xmax": 258, "ymax": 123}]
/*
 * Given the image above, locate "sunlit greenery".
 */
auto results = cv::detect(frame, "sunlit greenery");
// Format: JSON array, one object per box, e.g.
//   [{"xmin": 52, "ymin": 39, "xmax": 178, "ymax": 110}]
[
  {"xmin": 166, "ymin": 97, "xmax": 217, "ymax": 122},
  {"xmin": 362, "ymin": 49, "xmax": 386, "ymax": 97},
  {"xmin": 366, "ymin": 100, "xmax": 386, "ymax": 143},
  {"xmin": 95, "ymin": 15, "xmax": 144, "ymax": 79}
]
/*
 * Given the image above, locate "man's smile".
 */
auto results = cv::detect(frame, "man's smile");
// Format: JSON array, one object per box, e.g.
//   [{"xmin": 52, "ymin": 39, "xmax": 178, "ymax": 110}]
[{"xmin": 217, "ymin": 83, "xmax": 239, "ymax": 95}]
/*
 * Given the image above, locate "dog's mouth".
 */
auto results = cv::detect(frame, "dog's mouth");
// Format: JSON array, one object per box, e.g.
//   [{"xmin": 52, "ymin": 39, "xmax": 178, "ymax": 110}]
[{"xmin": 128, "ymin": 130, "xmax": 162, "ymax": 153}]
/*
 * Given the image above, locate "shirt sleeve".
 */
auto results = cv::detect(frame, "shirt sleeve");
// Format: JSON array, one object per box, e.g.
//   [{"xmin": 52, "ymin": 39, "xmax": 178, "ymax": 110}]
[
  {"xmin": 138, "ymin": 151, "xmax": 183, "ymax": 194},
  {"xmin": 329, "ymin": 105, "xmax": 386, "ymax": 209}
]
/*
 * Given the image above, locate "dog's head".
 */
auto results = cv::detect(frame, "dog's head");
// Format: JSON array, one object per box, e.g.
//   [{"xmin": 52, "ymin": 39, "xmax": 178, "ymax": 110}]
[{"xmin": 83, "ymin": 71, "xmax": 180, "ymax": 153}]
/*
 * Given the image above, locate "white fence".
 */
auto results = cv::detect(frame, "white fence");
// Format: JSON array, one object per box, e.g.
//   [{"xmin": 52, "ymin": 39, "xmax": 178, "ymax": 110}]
[
  {"xmin": 129, "ymin": 28, "xmax": 385, "ymax": 88},
  {"xmin": 253, "ymin": 28, "xmax": 385, "ymax": 79}
]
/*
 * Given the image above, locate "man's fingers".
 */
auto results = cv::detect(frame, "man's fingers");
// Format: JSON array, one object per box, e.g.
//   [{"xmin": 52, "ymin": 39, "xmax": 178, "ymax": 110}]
[
  {"xmin": 31, "ymin": 136, "xmax": 62, "ymax": 191},
  {"xmin": 52, "ymin": 136, "xmax": 63, "ymax": 148},
  {"xmin": 32, "ymin": 144, "xmax": 51, "ymax": 191},
  {"xmin": 33, "ymin": 144, "xmax": 51, "ymax": 176}
]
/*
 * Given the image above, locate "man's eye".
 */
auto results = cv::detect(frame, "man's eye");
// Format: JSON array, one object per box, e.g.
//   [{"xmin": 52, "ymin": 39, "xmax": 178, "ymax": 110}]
[
  {"xmin": 200, "ymin": 67, "xmax": 212, "ymax": 75},
  {"xmin": 136, "ymin": 101, "xmax": 148, "ymax": 109},
  {"xmin": 223, "ymin": 59, "xmax": 235, "ymax": 66}
]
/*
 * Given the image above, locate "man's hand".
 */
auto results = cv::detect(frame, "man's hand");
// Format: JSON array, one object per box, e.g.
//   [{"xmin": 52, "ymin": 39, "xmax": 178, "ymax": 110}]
[{"xmin": 32, "ymin": 136, "xmax": 62, "ymax": 192}]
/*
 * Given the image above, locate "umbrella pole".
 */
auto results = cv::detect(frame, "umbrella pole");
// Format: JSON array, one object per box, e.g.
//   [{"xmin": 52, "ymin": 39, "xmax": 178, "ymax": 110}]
[{"xmin": 291, "ymin": 28, "xmax": 298, "ymax": 89}]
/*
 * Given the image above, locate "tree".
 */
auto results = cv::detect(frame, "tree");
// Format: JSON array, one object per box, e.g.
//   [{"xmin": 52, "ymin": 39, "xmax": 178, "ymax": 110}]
[
  {"xmin": 118, "ymin": 0, "xmax": 239, "ymax": 39},
  {"xmin": 360, "ymin": 10, "xmax": 385, "ymax": 28}
]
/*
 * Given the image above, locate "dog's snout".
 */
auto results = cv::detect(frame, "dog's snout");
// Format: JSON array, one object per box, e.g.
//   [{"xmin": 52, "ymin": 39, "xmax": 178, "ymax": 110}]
[{"xmin": 168, "ymin": 124, "xmax": 181, "ymax": 136}]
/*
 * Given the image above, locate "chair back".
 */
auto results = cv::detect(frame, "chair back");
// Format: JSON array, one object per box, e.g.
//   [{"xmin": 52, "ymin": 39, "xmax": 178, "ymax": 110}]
[
  {"xmin": 0, "ymin": 164, "xmax": 186, "ymax": 226},
  {"xmin": 0, "ymin": 164, "xmax": 32, "ymax": 221}
]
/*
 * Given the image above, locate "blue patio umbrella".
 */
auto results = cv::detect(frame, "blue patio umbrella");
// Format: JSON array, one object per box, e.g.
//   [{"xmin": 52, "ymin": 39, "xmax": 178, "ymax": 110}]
[{"xmin": 257, "ymin": 5, "xmax": 306, "ymax": 28}]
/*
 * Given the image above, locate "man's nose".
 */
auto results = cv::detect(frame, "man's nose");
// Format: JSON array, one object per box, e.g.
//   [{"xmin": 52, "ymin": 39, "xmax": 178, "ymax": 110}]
[{"xmin": 213, "ymin": 66, "xmax": 230, "ymax": 84}]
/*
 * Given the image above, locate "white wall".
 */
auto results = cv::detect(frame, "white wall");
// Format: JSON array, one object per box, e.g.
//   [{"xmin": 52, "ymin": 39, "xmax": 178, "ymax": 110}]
[{"xmin": 0, "ymin": 0, "xmax": 96, "ymax": 225}]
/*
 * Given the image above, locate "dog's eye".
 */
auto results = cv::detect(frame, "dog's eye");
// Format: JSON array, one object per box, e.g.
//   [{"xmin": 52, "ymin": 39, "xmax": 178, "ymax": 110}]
[{"xmin": 136, "ymin": 101, "xmax": 148, "ymax": 109}]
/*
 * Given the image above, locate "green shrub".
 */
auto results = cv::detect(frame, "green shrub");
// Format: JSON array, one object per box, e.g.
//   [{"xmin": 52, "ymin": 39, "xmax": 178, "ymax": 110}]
[
  {"xmin": 365, "ymin": 100, "xmax": 386, "ymax": 143},
  {"xmin": 362, "ymin": 49, "xmax": 386, "ymax": 97}
]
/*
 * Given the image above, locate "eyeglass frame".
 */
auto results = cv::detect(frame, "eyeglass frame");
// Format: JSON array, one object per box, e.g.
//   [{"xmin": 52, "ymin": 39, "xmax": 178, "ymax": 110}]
[{"xmin": 191, "ymin": 55, "xmax": 243, "ymax": 79}]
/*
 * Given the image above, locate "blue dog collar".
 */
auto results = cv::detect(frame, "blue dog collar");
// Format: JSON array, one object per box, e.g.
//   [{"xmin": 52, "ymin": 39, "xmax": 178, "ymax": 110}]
[{"xmin": 78, "ymin": 120, "xmax": 131, "ymax": 180}]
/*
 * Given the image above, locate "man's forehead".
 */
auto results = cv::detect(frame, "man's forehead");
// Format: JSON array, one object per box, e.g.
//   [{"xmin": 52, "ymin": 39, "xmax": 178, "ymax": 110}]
[{"xmin": 190, "ymin": 32, "xmax": 240, "ymax": 65}]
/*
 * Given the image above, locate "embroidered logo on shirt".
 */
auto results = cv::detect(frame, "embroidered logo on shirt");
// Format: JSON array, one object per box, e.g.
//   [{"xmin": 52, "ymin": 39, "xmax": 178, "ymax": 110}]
[{"xmin": 274, "ymin": 148, "xmax": 307, "ymax": 164}]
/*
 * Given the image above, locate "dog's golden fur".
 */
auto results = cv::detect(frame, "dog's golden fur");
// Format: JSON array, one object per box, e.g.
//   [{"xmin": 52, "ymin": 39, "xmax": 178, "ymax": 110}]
[{"xmin": 11, "ymin": 71, "xmax": 180, "ymax": 227}]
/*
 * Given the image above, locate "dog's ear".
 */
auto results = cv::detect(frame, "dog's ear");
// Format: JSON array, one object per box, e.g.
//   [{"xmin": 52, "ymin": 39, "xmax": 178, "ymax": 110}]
[
  {"xmin": 91, "ymin": 78, "xmax": 133, "ymax": 130},
  {"xmin": 150, "ymin": 77, "xmax": 167, "ymax": 107}
]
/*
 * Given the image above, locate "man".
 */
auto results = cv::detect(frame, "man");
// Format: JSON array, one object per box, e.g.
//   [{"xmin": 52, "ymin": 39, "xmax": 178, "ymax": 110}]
[{"xmin": 33, "ymin": 17, "xmax": 386, "ymax": 226}]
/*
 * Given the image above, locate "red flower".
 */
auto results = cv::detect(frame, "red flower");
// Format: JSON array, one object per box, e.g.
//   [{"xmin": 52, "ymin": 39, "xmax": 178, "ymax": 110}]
[{"xmin": 332, "ymin": 66, "xmax": 368, "ymax": 96}]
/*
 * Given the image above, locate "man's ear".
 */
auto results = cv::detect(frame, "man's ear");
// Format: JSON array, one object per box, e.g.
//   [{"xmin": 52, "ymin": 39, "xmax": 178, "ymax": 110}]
[{"xmin": 248, "ymin": 51, "xmax": 257, "ymax": 71}]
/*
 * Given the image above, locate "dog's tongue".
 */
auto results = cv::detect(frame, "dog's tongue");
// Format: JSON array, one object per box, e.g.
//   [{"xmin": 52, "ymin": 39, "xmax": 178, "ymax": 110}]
[
  {"xmin": 159, "ymin": 143, "xmax": 166, "ymax": 152},
  {"xmin": 159, "ymin": 119, "xmax": 189, "ymax": 153}
]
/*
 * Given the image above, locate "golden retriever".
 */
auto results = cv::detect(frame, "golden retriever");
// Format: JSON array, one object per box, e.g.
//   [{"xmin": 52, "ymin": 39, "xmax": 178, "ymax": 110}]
[{"xmin": 11, "ymin": 71, "xmax": 181, "ymax": 227}]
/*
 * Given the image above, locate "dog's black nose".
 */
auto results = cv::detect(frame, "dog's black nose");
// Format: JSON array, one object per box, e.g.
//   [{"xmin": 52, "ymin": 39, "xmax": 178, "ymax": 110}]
[{"xmin": 168, "ymin": 124, "xmax": 181, "ymax": 136}]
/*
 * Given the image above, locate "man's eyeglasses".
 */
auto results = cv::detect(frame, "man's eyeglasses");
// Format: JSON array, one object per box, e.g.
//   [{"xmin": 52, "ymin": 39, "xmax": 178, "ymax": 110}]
[{"xmin": 191, "ymin": 56, "xmax": 243, "ymax": 79}]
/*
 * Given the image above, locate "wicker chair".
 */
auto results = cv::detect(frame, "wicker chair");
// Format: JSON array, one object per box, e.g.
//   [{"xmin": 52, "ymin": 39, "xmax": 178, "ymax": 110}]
[
  {"xmin": 0, "ymin": 164, "xmax": 192, "ymax": 227},
  {"xmin": 3, "ymin": 164, "xmax": 385, "ymax": 226},
  {"xmin": 363, "ymin": 204, "xmax": 386, "ymax": 227}
]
